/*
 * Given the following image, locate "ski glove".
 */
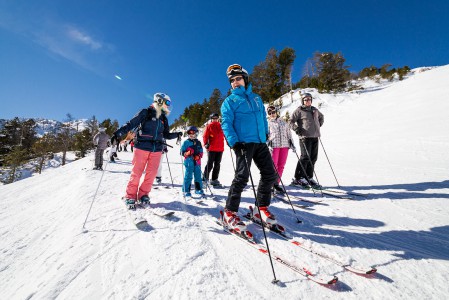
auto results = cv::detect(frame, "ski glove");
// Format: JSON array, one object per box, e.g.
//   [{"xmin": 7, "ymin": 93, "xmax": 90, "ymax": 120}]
[
  {"xmin": 232, "ymin": 142, "xmax": 245, "ymax": 152},
  {"xmin": 194, "ymin": 155, "xmax": 201, "ymax": 161},
  {"xmin": 266, "ymin": 140, "xmax": 273, "ymax": 151},
  {"xmin": 177, "ymin": 132, "xmax": 183, "ymax": 138},
  {"xmin": 289, "ymin": 139, "xmax": 296, "ymax": 152},
  {"xmin": 184, "ymin": 147, "xmax": 194, "ymax": 158},
  {"xmin": 205, "ymin": 143, "xmax": 210, "ymax": 150}
]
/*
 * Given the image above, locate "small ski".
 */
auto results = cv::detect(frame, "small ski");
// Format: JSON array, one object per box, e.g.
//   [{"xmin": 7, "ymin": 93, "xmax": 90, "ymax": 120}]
[
  {"xmin": 216, "ymin": 212, "xmax": 338, "ymax": 285},
  {"xmin": 121, "ymin": 198, "xmax": 151, "ymax": 231},
  {"xmin": 317, "ymin": 187, "xmax": 367, "ymax": 198},
  {"xmin": 137, "ymin": 203, "xmax": 175, "ymax": 218},
  {"xmin": 321, "ymin": 191, "xmax": 356, "ymax": 200},
  {"xmin": 288, "ymin": 194, "xmax": 324, "ymax": 204},
  {"xmin": 244, "ymin": 211, "xmax": 377, "ymax": 275},
  {"xmin": 272, "ymin": 194, "xmax": 314, "ymax": 209}
]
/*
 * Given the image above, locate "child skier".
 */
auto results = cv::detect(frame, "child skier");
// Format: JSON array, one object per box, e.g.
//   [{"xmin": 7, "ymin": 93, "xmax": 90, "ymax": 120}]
[{"xmin": 180, "ymin": 126, "xmax": 204, "ymax": 197}]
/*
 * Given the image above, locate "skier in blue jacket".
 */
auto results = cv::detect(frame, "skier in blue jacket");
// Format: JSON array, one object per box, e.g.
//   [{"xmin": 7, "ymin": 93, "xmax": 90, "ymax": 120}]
[
  {"xmin": 220, "ymin": 64, "xmax": 278, "ymax": 235},
  {"xmin": 180, "ymin": 126, "xmax": 204, "ymax": 197}
]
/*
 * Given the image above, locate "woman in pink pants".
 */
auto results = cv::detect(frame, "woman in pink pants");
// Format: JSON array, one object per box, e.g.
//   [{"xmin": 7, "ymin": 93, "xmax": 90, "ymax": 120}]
[
  {"xmin": 267, "ymin": 106, "xmax": 296, "ymax": 195},
  {"xmin": 111, "ymin": 93, "xmax": 182, "ymax": 208}
]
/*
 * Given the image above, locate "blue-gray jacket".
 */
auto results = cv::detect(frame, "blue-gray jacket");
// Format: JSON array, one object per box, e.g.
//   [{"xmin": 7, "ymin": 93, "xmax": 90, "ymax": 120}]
[
  {"xmin": 114, "ymin": 105, "xmax": 178, "ymax": 152},
  {"xmin": 220, "ymin": 84, "xmax": 268, "ymax": 147}
]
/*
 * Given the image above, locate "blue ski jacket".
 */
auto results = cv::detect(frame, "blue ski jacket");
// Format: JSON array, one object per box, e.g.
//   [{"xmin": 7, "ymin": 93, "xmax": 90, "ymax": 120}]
[
  {"xmin": 220, "ymin": 84, "xmax": 268, "ymax": 147},
  {"xmin": 180, "ymin": 138, "xmax": 204, "ymax": 166}
]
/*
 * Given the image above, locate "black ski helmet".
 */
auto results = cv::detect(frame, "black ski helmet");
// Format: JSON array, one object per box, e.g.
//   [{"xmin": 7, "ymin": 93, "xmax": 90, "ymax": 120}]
[
  {"xmin": 186, "ymin": 126, "xmax": 198, "ymax": 135},
  {"xmin": 301, "ymin": 93, "xmax": 313, "ymax": 105},
  {"xmin": 226, "ymin": 64, "xmax": 249, "ymax": 86},
  {"xmin": 210, "ymin": 113, "xmax": 219, "ymax": 119}
]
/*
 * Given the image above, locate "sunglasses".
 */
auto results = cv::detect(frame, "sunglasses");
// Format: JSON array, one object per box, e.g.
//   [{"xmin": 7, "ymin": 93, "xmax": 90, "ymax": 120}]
[
  {"xmin": 303, "ymin": 98, "xmax": 312, "ymax": 102},
  {"xmin": 230, "ymin": 76, "xmax": 243, "ymax": 83}
]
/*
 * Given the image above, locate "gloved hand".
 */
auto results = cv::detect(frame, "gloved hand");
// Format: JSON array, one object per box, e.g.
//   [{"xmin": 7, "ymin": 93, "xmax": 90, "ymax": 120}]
[
  {"xmin": 110, "ymin": 135, "xmax": 118, "ymax": 146},
  {"xmin": 266, "ymin": 140, "xmax": 273, "ymax": 152},
  {"xmin": 162, "ymin": 147, "xmax": 168, "ymax": 153},
  {"xmin": 289, "ymin": 139, "xmax": 296, "ymax": 153},
  {"xmin": 295, "ymin": 128, "xmax": 302, "ymax": 136},
  {"xmin": 194, "ymin": 155, "xmax": 201, "ymax": 161},
  {"xmin": 205, "ymin": 143, "xmax": 210, "ymax": 150},
  {"xmin": 232, "ymin": 142, "xmax": 245, "ymax": 152},
  {"xmin": 177, "ymin": 132, "xmax": 183, "ymax": 138}
]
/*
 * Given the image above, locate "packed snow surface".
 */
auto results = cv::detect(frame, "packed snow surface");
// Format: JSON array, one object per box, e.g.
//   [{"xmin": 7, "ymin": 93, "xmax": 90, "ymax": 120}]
[{"xmin": 1, "ymin": 65, "xmax": 449, "ymax": 299}]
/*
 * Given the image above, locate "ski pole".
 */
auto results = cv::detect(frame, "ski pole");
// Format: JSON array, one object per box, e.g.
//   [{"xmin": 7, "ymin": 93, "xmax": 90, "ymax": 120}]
[
  {"xmin": 292, "ymin": 148, "xmax": 317, "ymax": 196},
  {"xmin": 240, "ymin": 145, "xmax": 279, "ymax": 284},
  {"xmin": 81, "ymin": 159, "xmax": 109, "ymax": 233},
  {"xmin": 299, "ymin": 139, "xmax": 323, "ymax": 195},
  {"xmin": 229, "ymin": 146, "xmax": 236, "ymax": 173},
  {"xmin": 165, "ymin": 151, "xmax": 175, "ymax": 189},
  {"xmin": 200, "ymin": 167, "xmax": 214, "ymax": 197},
  {"xmin": 270, "ymin": 158, "xmax": 302, "ymax": 224},
  {"xmin": 319, "ymin": 137, "xmax": 341, "ymax": 187},
  {"xmin": 297, "ymin": 139, "xmax": 323, "ymax": 197},
  {"xmin": 180, "ymin": 154, "xmax": 187, "ymax": 201}
]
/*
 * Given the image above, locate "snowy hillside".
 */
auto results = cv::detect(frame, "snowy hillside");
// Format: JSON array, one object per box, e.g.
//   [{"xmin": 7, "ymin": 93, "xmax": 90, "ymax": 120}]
[{"xmin": 1, "ymin": 65, "xmax": 449, "ymax": 299}]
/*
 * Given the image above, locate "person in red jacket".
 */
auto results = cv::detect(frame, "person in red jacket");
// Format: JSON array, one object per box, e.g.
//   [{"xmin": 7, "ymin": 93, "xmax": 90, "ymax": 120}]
[{"xmin": 203, "ymin": 113, "xmax": 225, "ymax": 187}]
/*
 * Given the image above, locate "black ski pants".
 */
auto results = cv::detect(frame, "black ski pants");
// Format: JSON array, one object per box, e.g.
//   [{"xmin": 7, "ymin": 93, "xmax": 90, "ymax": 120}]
[
  {"xmin": 226, "ymin": 143, "xmax": 277, "ymax": 212},
  {"xmin": 295, "ymin": 137, "xmax": 319, "ymax": 179},
  {"xmin": 203, "ymin": 151, "xmax": 223, "ymax": 181}
]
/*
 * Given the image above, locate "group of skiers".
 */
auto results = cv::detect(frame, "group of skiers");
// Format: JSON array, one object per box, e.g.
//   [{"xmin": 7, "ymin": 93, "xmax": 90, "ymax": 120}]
[{"xmin": 92, "ymin": 63, "xmax": 324, "ymax": 234}]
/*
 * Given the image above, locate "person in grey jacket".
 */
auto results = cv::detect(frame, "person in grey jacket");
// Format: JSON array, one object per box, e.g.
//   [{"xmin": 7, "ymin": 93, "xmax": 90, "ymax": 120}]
[
  {"xmin": 93, "ymin": 127, "xmax": 110, "ymax": 170},
  {"xmin": 289, "ymin": 93, "xmax": 324, "ymax": 187}
]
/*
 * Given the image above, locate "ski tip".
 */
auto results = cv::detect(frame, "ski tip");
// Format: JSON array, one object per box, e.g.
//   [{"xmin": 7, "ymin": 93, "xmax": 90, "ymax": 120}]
[
  {"xmin": 328, "ymin": 276, "xmax": 339, "ymax": 285},
  {"xmin": 135, "ymin": 220, "xmax": 151, "ymax": 232}
]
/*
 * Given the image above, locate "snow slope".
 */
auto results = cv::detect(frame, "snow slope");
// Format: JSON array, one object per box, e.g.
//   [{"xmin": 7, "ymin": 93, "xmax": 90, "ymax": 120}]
[{"xmin": 1, "ymin": 65, "xmax": 449, "ymax": 299}]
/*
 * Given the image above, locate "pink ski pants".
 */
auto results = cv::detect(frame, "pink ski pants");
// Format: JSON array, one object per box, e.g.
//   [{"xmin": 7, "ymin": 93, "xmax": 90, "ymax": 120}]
[
  {"xmin": 126, "ymin": 148, "xmax": 162, "ymax": 200},
  {"xmin": 271, "ymin": 147, "xmax": 289, "ymax": 184}
]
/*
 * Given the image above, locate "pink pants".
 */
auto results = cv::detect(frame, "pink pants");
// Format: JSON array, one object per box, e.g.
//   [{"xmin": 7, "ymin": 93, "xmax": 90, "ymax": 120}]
[
  {"xmin": 272, "ymin": 147, "xmax": 289, "ymax": 184},
  {"xmin": 126, "ymin": 148, "xmax": 162, "ymax": 200}
]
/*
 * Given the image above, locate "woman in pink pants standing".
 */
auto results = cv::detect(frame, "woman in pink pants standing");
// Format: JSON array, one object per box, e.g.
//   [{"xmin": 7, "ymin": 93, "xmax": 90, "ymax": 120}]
[
  {"xmin": 111, "ymin": 93, "xmax": 182, "ymax": 208},
  {"xmin": 267, "ymin": 105, "xmax": 296, "ymax": 195}
]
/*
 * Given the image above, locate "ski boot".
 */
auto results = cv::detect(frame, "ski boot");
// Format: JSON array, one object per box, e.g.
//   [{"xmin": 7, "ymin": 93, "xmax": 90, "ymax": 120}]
[
  {"xmin": 140, "ymin": 195, "xmax": 150, "ymax": 207},
  {"xmin": 222, "ymin": 209, "xmax": 253, "ymax": 240},
  {"xmin": 250, "ymin": 206, "xmax": 285, "ymax": 234},
  {"xmin": 125, "ymin": 198, "xmax": 136, "ymax": 210}
]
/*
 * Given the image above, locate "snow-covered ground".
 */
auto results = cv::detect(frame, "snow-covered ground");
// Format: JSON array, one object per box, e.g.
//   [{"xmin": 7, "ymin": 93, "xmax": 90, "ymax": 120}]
[{"xmin": 1, "ymin": 65, "xmax": 449, "ymax": 299}]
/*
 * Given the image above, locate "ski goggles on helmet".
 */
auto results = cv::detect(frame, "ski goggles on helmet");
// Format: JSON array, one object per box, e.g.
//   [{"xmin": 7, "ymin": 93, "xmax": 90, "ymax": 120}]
[
  {"xmin": 187, "ymin": 130, "xmax": 196, "ymax": 135},
  {"xmin": 226, "ymin": 64, "xmax": 243, "ymax": 76},
  {"xmin": 155, "ymin": 93, "xmax": 171, "ymax": 107}
]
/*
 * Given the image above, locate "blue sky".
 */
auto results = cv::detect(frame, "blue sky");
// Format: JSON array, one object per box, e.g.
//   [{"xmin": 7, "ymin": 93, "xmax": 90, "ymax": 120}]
[{"xmin": 1, "ymin": 0, "xmax": 448, "ymax": 126}]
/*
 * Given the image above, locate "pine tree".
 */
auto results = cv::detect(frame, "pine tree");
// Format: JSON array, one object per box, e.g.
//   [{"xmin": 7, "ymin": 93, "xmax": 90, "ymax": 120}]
[
  {"xmin": 278, "ymin": 47, "xmax": 296, "ymax": 95},
  {"xmin": 33, "ymin": 133, "xmax": 56, "ymax": 174},
  {"xmin": 55, "ymin": 123, "xmax": 75, "ymax": 166},
  {"xmin": 2, "ymin": 146, "xmax": 27, "ymax": 184},
  {"xmin": 313, "ymin": 51, "xmax": 351, "ymax": 92},
  {"xmin": 73, "ymin": 128, "xmax": 92, "ymax": 158},
  {"xmin": 251, "ymin": 48, "xmax": 281, "ymax": 103}
]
